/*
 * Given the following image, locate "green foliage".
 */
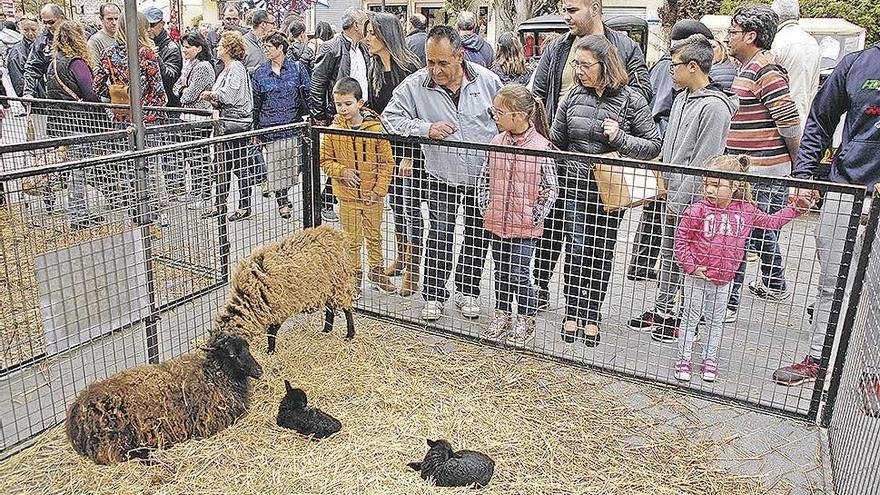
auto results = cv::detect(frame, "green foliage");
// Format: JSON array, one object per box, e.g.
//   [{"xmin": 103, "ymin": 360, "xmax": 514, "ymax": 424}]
[
  {"xmin": 718, "ymin": 0, "xmax": 759, "ymax": 16},
  {"xmin": 658, "ymin": 0, "xmax": 723, "ymax": 28}
]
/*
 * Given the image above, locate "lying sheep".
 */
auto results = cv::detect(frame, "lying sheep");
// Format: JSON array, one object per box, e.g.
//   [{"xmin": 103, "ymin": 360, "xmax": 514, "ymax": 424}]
[
  {"xmin": 66, "ymin": 332, "xmax": 263, "ymax": 464},
  {"xmin": 215, "ymin": 225, "xmax": 358, "ymax": 353},
  {"xmin": 407, "ymin": 438, "xmax": 495, "ymax": 488},
  {"xmin": 277, "ymin": 380, "xmax": 341, "ymax": 439}
]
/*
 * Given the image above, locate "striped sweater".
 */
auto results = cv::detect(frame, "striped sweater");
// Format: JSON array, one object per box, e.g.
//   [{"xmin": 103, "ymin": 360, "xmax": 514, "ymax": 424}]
[{"xmin": 726, "ymin": 51, "xmax": 801, "ymax": 176}]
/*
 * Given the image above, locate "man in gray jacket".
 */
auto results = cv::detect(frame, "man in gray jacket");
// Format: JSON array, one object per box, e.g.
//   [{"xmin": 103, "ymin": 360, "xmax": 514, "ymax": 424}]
[
  {"xmin": 625, "ymin": 34, "xmax": 738, "ymax": 341},
  {"xmin": 383, "ymin": 25, "xmax": 503, "ymax": 321},
  {"xmin": 243, "ymin": 9, "xmax": 275, "ymax": 71}
]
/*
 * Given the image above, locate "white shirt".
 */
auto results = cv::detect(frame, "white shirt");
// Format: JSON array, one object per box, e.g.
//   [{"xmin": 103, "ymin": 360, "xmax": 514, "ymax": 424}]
[
  {"xmin": 771, "ymin": 20, "xmax": 821, "ymax": 123},
  {"xmin": 345, "ymin": 34, "xmax": 369, "ymax": 99}
]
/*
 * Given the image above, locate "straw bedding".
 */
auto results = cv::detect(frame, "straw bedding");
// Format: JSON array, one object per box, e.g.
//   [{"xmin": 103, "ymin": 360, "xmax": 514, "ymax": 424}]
[
  {"xmin": 0, "ymin": 207, "xmax": 216, "ymax": 369},
  {"xmin": 0, "ymin": 315, "xmax": 771, "ymax": 494}
]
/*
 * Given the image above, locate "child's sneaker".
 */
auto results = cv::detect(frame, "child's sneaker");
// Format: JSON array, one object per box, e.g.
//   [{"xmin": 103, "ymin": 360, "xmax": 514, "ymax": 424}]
[
  {"xmin": 674, "ymin": 360, "xmax": 692, "ymax": 382},
  {"xmin": 627, "ymin": 310, "xmax": 661, "ymax": 331},
  {"xmin": 421, "ymin": 301, "xmax": 443, "ymax": 321},
  {"xmin": 700, "ymin": 359, "xmax": 718, "ymax": 382},
  {"xmin": 509, "ymin": 315, "xmax": 536, "ymax": 347},
  {"xmin": 482, "ymin": 310, "xmax": 511, "ymax": 339}
]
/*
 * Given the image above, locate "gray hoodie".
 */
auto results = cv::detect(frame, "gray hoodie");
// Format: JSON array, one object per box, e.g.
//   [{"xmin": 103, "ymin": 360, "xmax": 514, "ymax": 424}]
[
  {"xmin": 662, "ymin": 83, "xmax": 739, "ymax": 214},
  {"xmin": 382, "ymin": 61, "xmax": 503, "ymax": 187}
]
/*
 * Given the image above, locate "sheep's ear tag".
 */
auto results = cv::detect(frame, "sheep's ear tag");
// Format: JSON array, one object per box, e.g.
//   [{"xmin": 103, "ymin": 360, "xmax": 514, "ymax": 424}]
[{"xmin": 284, "ymin": 380, "xmax": 293, "ymax": 392}]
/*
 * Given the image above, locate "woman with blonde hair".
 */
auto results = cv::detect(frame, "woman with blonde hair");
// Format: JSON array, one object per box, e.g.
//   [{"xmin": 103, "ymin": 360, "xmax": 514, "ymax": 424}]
[
  {"xmin": 93, "ymin": 11, "xmax": 167, "ymax": 124},
  {"xmin": 491, "ymin": 32, "xmax": 531, "ymax": 85}
]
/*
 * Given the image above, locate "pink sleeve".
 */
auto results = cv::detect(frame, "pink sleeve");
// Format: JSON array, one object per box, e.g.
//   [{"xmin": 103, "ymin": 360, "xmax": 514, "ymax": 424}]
[
  {"xmin": 746, "ymin": 203, "xmax": 801, "ymax": 230},
  {"xmin": 674, "ymin": 204, "xmax": 702, "ymax": 275}
]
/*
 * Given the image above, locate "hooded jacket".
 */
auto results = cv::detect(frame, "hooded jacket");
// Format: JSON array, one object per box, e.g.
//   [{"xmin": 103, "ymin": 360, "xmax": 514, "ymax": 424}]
[
  {"xmin": 320, "ymin": 109, "xmax": 395, "ymax": 203},
  {"xmin": 662, "ymin": 83, "xmax": 739, "ymax": 214},
  {"xmin": 676, "ymin": 199, "xmax": 800, "ymax": 286},
  {"xmin": 533, "ymin": 26, "xmax": 652, "ymax": 125},
  {"xmin": 381, "ymin": 60, "xmax": 503, "ymax": 187},
  {"xmin": 461, "ymin": 32, "xmax": 494, "ymax": 68},
  {"xmin": 793, "ymin": 46, "xmax": 880, "ymax": 191}
]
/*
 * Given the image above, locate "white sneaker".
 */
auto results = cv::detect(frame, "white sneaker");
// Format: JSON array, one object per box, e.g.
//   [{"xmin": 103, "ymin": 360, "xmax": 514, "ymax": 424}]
[
  {"xmin": 421, "ymin": 301, "xmax": 443, "ymax": 321},
  {"xmin": 454, "ymin": 294, "xmax": 481, "ymax": 319},
  {"xmin": 724, "ymin": 308, "xmax": 737, "ymax": 324}
]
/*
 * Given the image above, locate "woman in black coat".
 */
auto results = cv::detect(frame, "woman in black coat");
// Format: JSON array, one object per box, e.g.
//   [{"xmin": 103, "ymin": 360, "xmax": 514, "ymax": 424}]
[{"xmin": 550, "ymin": 35, "xmax": 661, "ymax": 346}]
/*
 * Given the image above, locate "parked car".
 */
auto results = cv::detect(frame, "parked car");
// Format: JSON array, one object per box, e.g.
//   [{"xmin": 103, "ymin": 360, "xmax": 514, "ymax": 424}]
[{"xmin": 517, "ymin": 14, "xmax": 649, "ymax": 63}]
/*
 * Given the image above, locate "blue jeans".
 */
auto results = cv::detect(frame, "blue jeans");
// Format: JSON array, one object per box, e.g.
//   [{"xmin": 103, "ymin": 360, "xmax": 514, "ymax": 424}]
[
  {"xmin": 422, "ymin": 178, "xmax": 489, "ymax": 303},
  {"xmin": 491, "ymin": 235, "xmax": 537, "ymax": 316},
  {"xmin": 728, "ymin": 182, "xmax": 789, "ymax": 309}
]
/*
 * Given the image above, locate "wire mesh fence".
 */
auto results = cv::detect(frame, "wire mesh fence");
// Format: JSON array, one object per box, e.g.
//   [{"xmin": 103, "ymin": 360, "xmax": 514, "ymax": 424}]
[
  {"xmin": 0, "ymin": 122, "xmax": 308, "ymax": 452},
  {"xmin": 824, "ymin": 187, "xmax": 880, "ymax": 495},
  {"xmin": 311, "ymin": 127, "xmax": 868, "ymax": 420}
]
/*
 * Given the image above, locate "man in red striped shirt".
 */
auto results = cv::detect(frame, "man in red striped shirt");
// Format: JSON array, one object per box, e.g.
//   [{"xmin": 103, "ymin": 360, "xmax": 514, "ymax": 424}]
[{"xmin": 723, "ymin": 5, "xmax": 801, "ymax": 321}]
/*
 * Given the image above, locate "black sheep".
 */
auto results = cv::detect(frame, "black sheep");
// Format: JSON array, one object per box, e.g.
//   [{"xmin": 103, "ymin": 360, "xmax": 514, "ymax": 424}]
[
  {"xmin": 407, "ymin": 438, "xmax": 495, "ymax": 488},
  {"xmin": 276, "ymin": 380, "xmax": 341, "ymax": 439}
]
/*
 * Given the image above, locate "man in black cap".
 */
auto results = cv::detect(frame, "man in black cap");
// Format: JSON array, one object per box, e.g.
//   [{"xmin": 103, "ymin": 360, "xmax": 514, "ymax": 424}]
[{"xmin": 626, "ymin": 19, "xmax": 716, "ymax": 283}]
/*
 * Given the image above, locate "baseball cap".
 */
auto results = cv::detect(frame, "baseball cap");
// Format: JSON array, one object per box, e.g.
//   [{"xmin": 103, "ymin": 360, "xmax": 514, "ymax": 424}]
[{"xmin": 142, "ymin": 6, "xmax": 164, "ymax": 25}]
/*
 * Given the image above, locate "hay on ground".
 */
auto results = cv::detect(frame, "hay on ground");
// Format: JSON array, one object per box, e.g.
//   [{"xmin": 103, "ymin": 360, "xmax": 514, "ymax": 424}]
[{"xmin": 0, "ymin": 316, "xmax": 769, "ymax": 494}]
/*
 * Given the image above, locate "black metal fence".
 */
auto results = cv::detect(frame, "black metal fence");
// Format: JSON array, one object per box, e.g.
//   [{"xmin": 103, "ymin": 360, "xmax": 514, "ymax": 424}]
[{"xmin": 823, "ymin": 186, "xmax": 880, "ymax": 495}]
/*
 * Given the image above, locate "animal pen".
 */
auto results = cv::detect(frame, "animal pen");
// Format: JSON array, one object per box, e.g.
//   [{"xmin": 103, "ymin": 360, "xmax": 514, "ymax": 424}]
[{"xmin": 0, "ymin": 96, "xmax": 879, "ymax": 494}]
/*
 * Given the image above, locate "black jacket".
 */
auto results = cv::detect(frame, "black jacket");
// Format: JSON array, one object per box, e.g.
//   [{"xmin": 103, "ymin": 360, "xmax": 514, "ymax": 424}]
[
  {"xmin": 22, "ymin": 29, "xmax": 53, "ymax": 99},
  {"xmin": 406, "ymin": 30, "xmax": 427, "ymax": 67},
  {"xmin": 287, "ymin": 41, "xmax": 316, "ymax": 75},
  {"xmin": 154, "ymin": 29, "xmax": 183, "ymax": 107},
  {"xmin": 310, "ymin": 33, "xmax": 370, "ymax": 123},
  {"xmin": 550, "ymin": 83, "xmax": 660, "ymax": 184},
  {"xmin": 8, "ymin": 39, "xmax": 32, "ymax": 96},
  {"xmin": 534, "ymin": 25, "xmax": 652, "ymax": 125}
]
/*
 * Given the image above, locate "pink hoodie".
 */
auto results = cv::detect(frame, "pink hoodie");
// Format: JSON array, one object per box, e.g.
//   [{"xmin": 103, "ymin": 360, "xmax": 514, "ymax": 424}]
[{"xmin": 675, "ymin": 198, "xmax": 801, "ymax": 286}]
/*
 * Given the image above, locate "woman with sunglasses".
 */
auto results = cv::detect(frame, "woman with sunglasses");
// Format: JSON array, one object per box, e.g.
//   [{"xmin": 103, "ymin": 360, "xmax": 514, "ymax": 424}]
[{"xmin": 550, "ymin": 35, "xmax": 660, "ymax": 347}]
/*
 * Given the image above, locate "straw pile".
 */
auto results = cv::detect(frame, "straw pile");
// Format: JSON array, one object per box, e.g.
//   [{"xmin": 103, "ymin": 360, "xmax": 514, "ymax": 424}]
[
  {"xmin": 0, "ymin": 207, "xmax": 216, "ymax": 369},
  {"xmin": 0, "ymin": 315, "xmax": 772, "ymax": 494}
]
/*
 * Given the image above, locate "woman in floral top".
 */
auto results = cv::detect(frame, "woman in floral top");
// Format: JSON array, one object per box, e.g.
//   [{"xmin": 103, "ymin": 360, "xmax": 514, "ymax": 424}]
[{"xmin": 93, "ymin": 12, "xmax": 167, "ymax": 124}]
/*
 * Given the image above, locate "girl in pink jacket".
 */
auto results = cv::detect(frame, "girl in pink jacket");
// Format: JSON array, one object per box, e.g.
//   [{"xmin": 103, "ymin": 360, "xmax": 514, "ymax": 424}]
[
  {"xmin": 478, "ymin": 84, "xmax": 559, "ymax": 347},
  {"xmin": 673, "ymin": 155, "xmax": 813, "ymax": 382}
]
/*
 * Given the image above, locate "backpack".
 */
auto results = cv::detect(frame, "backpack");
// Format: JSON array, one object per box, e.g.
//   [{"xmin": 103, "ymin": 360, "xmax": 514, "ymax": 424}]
[{"xmin": 108, "ymin": 63, "xmax": 131, "ymax": 120}]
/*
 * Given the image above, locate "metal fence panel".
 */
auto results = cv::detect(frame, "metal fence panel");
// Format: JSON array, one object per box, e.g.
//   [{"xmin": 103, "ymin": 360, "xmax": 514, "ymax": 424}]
[{"xmin": 312, "ymin": 127, "xmax": 867, "ymax": 419}]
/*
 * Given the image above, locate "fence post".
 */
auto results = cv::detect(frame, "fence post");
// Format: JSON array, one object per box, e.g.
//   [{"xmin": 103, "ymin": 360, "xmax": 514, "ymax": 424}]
[
  {"xmin": 213, "ymin": 115, "xmax": 230, "ymax": 282},
  {"xmin": 820, "ymin": 190, "xmax": 880, "ymax": 427},
  {"xmin": 302, "ymin": 125, "xmax": 322, "ymax": 228}
]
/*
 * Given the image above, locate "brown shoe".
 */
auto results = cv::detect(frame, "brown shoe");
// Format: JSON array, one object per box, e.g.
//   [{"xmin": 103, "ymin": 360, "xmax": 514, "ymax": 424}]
[
  {"xmin": 398, "ymin": 243, "xmax": 421, "ymax": 297},
  {"xmin": 368, "ymin": 267, "xmax": 397, "ymax": 294},
  {"xmin": 385, "ymin": 234, "xmax": 407, "ymax": 277}
]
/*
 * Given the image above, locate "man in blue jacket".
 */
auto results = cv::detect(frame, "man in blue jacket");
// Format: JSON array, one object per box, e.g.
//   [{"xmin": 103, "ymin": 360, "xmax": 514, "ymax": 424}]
[{"xmin": 773, "ymin": 44, "xmax": 880, "ymax": 386}]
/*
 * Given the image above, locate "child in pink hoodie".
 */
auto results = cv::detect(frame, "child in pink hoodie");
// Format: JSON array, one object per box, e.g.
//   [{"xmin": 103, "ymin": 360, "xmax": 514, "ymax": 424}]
[{"xmin": 673, "ymin": 155, "xmax": 814, "ymax": 382}]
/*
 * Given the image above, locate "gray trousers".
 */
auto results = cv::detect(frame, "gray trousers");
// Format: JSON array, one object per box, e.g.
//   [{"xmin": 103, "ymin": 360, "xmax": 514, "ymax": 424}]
[
  {"xmin": 809, "ymin": 192, "xmax": 876, "ymax": 359},
  {"xmin": 655, "ymin": 211, "xmax": 683, "ymax": 316},
  {"xmin": 679, "ymin": 276, "xmax": 732, "ymax": 362}
]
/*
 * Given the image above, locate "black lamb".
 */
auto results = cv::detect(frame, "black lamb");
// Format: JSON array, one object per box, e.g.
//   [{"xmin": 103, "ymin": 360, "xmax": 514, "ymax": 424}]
[
  {"xmin": 407, "ymin": 438, "xmax": 495, "ymax": 488},
  {"xmin": 276, "ymin": 380, "xmax": 341, "ymax": 439}
]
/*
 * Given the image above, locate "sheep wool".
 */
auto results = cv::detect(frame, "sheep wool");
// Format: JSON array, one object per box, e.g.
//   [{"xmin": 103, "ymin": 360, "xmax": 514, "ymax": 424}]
[
  {"xmin": 214, "ymin": 225, "xmax": 358, "ymax": 353},
  {"xmin": 66, "ymin": 332, "xmax": 263, "ymax": 465},
  {"xmin": 408, "ymin": 438, "xmax": 495, "ymax": 488}
]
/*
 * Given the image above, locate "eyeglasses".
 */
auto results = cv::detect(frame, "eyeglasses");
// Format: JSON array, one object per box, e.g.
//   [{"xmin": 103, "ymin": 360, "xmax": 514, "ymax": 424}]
[
  {"xmin": 668, "ymin": 61, "xmax": 688, "ymax": 74},
  {"xmin": 726, "ymin": 29, "xmax": 745, "ymax": 36},
  {"xmin": 487, "ymin": 107, "xmax": 523, "ymax": 119},
  {"xmin": 570, "ymin": 60, "xmax": 601, "ymax": 71},
  {"xmin": 42, "ymin": 19, "xmax": 56, "ymax": 25}
]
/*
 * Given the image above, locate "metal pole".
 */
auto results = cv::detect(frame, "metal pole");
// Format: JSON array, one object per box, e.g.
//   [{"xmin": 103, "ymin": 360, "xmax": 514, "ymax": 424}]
[
  {"xmin": 302, "ymin": 126, "xmax": 322, "ymax": 228},
  {"xmin": 123, "ymin": 0, "xmax": 159, "ymax": 365}
]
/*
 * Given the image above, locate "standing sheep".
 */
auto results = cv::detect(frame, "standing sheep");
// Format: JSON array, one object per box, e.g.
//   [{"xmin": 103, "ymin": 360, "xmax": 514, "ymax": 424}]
[
  {"xmin": 66, "ymin": 332, "xmax": 263, "ymax": 465},
  {"xmin": 214, "ymin": 225, "xmax": 358, "ymax": 353},
  {"xmin": 407, "ymin": 438, "xmax": 495, "ymax": 488}
]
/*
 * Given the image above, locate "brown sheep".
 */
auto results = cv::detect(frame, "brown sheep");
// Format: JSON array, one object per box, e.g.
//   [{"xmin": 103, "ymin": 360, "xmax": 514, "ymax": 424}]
[
  {"xmin": 214, "ymin": 225, "xmax": 358, "ymax": 353},
  {"xmin": 66, "ymin": 332, "xmax": 263, "ymax": 465}
]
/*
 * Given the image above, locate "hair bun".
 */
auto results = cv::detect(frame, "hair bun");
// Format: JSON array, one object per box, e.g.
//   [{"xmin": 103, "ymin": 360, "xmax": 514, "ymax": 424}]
[{"xmin": 737, "ymin": 155, "xmax": 751, "ymax": 172}]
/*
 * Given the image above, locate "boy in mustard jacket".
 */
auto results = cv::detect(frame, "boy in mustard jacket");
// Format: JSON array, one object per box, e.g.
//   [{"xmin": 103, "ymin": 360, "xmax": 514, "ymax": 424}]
[{"xmin": 320, "ymin": 77, "xmax": 396, "ymax": 296}]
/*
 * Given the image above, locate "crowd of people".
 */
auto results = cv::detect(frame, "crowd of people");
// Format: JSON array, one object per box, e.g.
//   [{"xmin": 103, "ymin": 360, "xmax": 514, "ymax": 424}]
[{"xmin": 0, "ymin": 0, "xmax": 878, "ymax": 388}]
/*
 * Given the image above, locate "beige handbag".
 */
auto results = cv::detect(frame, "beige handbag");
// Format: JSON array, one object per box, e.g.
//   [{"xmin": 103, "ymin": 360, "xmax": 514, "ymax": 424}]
[{"xmin": 593, "ymin": 152, "xmax": 666, "ymax": 212}]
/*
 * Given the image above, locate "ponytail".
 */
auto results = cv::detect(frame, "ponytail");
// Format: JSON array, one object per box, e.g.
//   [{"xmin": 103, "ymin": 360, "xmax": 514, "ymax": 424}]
[
  {"xmin": 494, "ymin": 84, "xmax": 551, "ymax": 139},
  {"xmin": 705, "ymin": 154, "xmax": 754, "ymax": 203}
]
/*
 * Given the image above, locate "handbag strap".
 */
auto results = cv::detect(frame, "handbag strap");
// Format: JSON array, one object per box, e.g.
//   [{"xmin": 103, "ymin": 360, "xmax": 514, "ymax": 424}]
[{"xmin": 53, "ymin": 57, "xmax": 83, "ymax": 102}]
